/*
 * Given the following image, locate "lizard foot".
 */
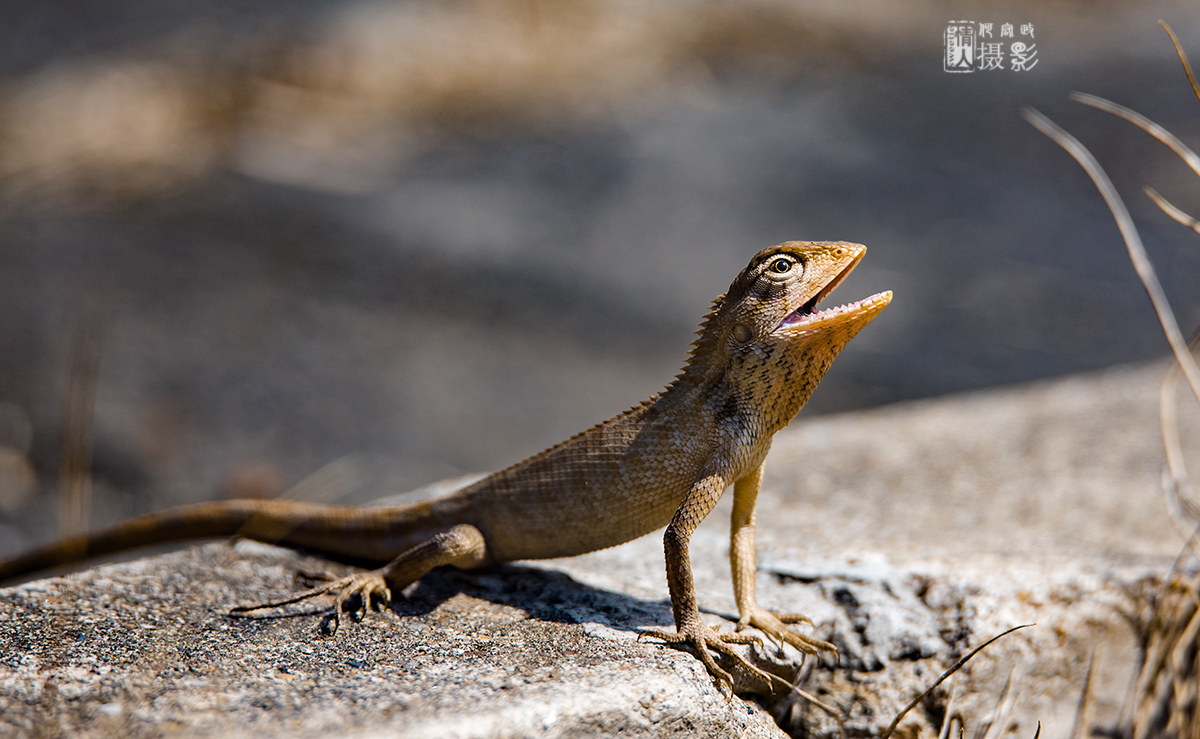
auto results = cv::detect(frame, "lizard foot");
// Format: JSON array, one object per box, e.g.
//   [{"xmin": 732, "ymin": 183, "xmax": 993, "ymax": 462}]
[
  {"xmin": 639, "ymin": 622, "xmax": 792, "ymax": 696},
  {"xmin": 736, "ymin": 606, "xmax": 835, "ymax": 657},
  {"xmin": 230, "ymin": 570, "xmax": 392, "ymax": 636}
]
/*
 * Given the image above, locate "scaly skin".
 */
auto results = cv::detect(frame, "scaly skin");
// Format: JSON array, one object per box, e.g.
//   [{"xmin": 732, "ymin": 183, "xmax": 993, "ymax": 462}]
[{"xmin": 0, "ymin": 241, "xmax": 891, "ymax": 694}]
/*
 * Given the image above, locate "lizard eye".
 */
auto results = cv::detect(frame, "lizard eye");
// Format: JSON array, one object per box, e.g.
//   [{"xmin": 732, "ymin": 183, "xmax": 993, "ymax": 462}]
[{"xmin": 769, "ymin": 258, "xmax": 793, "ymax": 274}]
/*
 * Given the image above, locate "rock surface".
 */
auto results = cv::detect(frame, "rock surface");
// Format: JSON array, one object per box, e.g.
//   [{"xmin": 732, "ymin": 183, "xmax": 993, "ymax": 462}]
[
  {"xmin": 1, "ymin": 361, "xmax": 1195, "ymax": 738},
  {"xmin": 0, "ymin": 542, "xmax": 784, "ymax": 738}
]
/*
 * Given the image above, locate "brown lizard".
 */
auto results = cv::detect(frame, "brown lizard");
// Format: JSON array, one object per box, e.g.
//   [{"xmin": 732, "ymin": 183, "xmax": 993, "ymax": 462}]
[{"xmin": 0, "ymin": 241, "xmax": 890, "ymax": 693}]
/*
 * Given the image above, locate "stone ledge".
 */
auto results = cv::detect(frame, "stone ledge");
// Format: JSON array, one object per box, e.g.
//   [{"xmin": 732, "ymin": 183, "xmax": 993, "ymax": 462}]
[
  {"xmin": 0, "ymin": 541, "xmax": 784, "ymax": 738},
  {"xmin": 1, "ymin": 362, "xmax": 1192, "ymax": 737}
]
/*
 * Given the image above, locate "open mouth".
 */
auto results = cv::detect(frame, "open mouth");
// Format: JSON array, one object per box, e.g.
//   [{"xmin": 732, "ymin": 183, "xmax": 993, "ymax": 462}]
[
  {"xmin": 779, "ymin": 291, "xmax": 892, "ymax": 329},
  {"xmin": 777, "ymin": 253, "xmax": 889, "ymax": 330}
]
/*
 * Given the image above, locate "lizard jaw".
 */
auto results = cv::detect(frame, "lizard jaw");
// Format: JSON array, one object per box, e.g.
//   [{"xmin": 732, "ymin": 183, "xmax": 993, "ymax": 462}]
[
  {"xmin": 774, "ymin": 246, "xmax": 864, "ymax": 330},
  {"xmin": 775, "ymin": 248, "xmax": 881, "ymax": 332},
  {"xmin": 778, "ymin": 291, "xmax": 893, "ymax": 332}
]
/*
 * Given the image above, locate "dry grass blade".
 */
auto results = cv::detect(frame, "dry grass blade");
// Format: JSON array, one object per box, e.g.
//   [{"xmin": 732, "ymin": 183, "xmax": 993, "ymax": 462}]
[
  {"xmin": 232, "ymin": 455, "xmax": 369, "ymax": 542},
  {"xmin": 1065, "ymin": 33, "xmax": 1200, "ymax": 530},
  {"xmin": 1160, "ymin": 330, "xmax": 1200, "ymax": 531},
  {"xmin": 973, "ymin": 669, "xmax": 1013, "ymax": 739},
  {"xmin": 1166, "ymin": 522, "xmax": 1200, "ymax": 586},
  {"xmin": 1068, "ymin": 93, "xmax": 1200, "ymax": 179},
  {"xmin": 880, "ymin": 624, "xmax": 1033, "ymax": 739},
  {"xmin": 790, "ymin": 685, "xmax": 842, "ymax": 721},
  {"xmin": 58, "ymin": 318, "xmax": 102, "ymax": 542},
  {"xmin": 1160, "ymin": 21, "xmax": 1200, "ymax": 107},
  {"xmin": 938, "ymin": 679, "xmax": 960, "ymax": 739},
  {"xmin": 1069, "ymin": 649, "xmax": 1096, "ymax": 739},
  {"xmin": 1146, "ymin": 188, "xmax": 1200, "ymax": 235},
  {"xmin": 282, "ymin": 455, "xmax": 367, "ymax": 504},
  {"xmin": 976, "ymin": 667, "xmax": 1019, "ymax": 739},
  {"xmin": 790, "ymin": 685, "xmax": 847, "ymax": 739},
  {"xmin": 1130, "ymin": 576, "xmax": 1200, "ymax": 739},
  {"xmin": 1023, "ymin": 108, "xmax": 1200, "ymax": 410},
  {"xmin": 1046, "ymin": 29, "xmax": 1200, "ymax": 738}
]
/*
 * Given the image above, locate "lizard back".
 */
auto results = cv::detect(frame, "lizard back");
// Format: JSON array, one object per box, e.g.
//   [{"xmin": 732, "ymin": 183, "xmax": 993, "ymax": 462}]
[{"xmin": 441, "ymin": 388, "xmax": 720, "ymax": 562}]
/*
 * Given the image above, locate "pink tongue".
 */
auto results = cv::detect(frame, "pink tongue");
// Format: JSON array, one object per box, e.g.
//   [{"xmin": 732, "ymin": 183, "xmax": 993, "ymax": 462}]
[{"xmin": 783, "ymin": 307, "xmax": 809, "ymax": 325}]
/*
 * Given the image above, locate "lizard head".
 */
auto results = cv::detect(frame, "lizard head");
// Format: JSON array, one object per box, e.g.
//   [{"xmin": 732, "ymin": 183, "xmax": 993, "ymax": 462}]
[
  {"xmin": 723, "ymin": 241, "xmax": 890, "ymax": 344},
  {"xmin": 680, "ymin": 241, "xmax": 891, "ymax": 427}
]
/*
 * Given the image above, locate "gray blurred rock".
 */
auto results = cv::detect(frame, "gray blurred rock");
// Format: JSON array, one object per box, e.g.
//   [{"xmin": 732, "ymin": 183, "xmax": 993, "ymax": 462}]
[
  {"xmin": 4, "ymin": 0, "xmax": 1200, "ymax": 564},
  {"xmin": 0, "ymin": 361, "xmax": 1194, "ymax": 737}
]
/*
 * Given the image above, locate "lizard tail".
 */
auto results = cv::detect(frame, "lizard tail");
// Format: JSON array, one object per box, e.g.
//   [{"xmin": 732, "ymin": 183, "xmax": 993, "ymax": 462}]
[{"xmin": 0, "ymin": 498, "xmax": 442, "ymax": 583}]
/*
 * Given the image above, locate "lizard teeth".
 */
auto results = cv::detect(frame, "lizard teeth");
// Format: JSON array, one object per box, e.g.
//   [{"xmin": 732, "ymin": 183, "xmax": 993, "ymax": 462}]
[
  {"xmin": 781, "ymin": 306, "xmax": 829, "ymax": 326},
  {"xmin": 779, "ymin": 292, "xmax": 891, "ymax": 329}
]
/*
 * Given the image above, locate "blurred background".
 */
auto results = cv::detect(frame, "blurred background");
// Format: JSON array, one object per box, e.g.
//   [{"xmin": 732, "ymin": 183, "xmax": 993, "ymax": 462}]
[{"xmin": 1, "ymin": 0, "xmax": 1199, "ymax": 555}]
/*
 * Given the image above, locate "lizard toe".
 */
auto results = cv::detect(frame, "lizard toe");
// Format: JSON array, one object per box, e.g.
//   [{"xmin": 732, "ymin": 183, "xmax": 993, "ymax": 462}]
[
  {"xmin": 641, "ymin": 623, "xmax": 791, "ymax": 696},
  {"xmin": 739, "ymin": 607, "xmax": 835, "ymax": 657},
  {"xmin": 325, "ymin": 572, "xmax": 392, "ymax": 633},
  {"xmin": 230, "ymin": 569, "xmax": 393, "ymax": 636}
]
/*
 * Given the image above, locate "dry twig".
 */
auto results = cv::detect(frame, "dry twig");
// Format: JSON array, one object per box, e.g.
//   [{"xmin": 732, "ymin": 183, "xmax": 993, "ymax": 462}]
[{"xmin": 881, "ymin": 624, "xmax": 1032, "ymax": 739}]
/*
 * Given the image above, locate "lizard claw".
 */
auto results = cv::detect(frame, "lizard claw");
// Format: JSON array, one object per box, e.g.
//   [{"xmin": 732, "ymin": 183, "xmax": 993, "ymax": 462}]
[
  {"xmin": 230, "ymin": 570, "xmax": 392, "ymax": 636},
  {"xmin": 736, "ymin": 607, "xmax": 835, "ymax": 658},
  {"xmin": 759, "ymin": 611, "xmax": 814, "ymax": 627},
  {"xmin": 640, "ymin": 623, "xmax": 791, "ymax": 697}
]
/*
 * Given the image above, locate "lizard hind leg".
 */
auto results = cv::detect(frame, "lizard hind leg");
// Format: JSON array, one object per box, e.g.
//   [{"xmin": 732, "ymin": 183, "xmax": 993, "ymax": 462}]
[{"xmin": 231, "ymin": 523, "xmax": 488, "ymax": 635}]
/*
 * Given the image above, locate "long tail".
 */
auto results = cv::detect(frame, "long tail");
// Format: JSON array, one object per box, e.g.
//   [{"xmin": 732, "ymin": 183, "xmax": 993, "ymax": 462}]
[{"xmin": 0, "ymin": 498, "xmax": 450, "ymax": 582}]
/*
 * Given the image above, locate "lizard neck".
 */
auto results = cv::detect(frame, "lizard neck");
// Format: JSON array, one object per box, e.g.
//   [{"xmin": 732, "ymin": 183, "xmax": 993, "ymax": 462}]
[{"xmin": 667, "ymin": 326, "xmax": 849, "ymax": 444}]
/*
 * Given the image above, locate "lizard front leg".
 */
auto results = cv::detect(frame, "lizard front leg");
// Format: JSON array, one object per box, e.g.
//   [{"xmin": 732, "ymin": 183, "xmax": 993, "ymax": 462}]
[
  {"xmin": 640, "ymin": 468, "xmax": 785, "ymax": 695},
  {"xmin": 731, "ymin": 462, "xmax": 834, "ymax": 656},
  {"xmin": 232, "ymin": 523, "xmax": 487, "ymax": 633}
]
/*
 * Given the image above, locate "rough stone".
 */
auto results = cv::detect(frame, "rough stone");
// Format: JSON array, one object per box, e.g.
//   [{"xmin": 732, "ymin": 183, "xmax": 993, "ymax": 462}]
[
  {"xmin": 1, "ymin": 361, "xmax": 1195, "ymax": 737},
  {"xmin": 0, "ymin": 541, "xmax": 783, "ymax": 738}
]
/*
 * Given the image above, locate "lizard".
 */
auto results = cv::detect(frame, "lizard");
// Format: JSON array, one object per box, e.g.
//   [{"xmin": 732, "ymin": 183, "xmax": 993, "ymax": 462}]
[{"xmin": 0, "ymin": 241, "xmax": 891, "ymax": 693}]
